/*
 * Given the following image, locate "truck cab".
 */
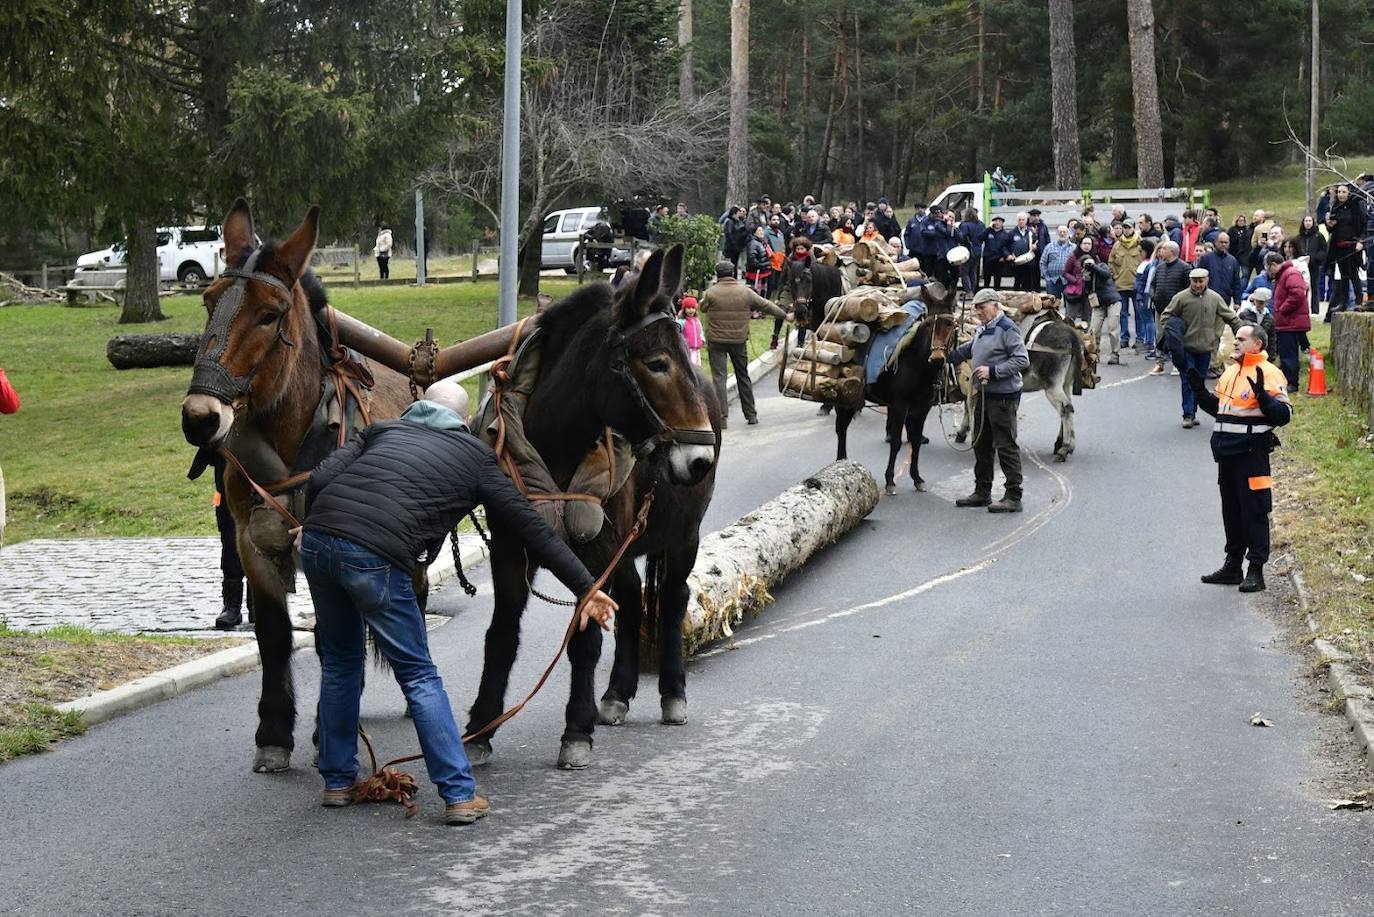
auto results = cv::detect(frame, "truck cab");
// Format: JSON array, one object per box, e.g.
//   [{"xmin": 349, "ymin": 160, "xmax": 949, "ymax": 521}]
[
  {"xmin": 75, "ymin": 226, "xmax": 225, "ymax": 285},
  {"xmin": 929, "ymin": 174, "xmax": 1209, "ymax": 230}
]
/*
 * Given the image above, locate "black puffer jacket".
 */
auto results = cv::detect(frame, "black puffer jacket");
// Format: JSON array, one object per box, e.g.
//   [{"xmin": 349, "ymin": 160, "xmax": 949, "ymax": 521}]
[
  {"xmin": 1150, "ymin": 258, "xmax": 1193, "ymax": 312},
  {"xmin": 304, "ymin": 419, "xmax": 596, "ymax": 596}
]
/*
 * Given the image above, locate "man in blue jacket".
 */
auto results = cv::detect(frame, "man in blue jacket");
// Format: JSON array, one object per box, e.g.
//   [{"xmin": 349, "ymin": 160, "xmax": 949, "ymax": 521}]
[
  {"xmin": 957, "ymin": 208, "xmax": 986, "ymax": 294},
  {"xmin": 904, "ymin": 202, "xmax": 929, "ymax": 261},
  {"xmin": 301, "ymin": 381, "xmax": 618, "ymax": 824},
  {"xmin": 981, "ymin": 215, "xmax": 1011, "ymax": 290},
  {"xmin": 948, "ymin": 288, "xmax": 1031, "ymax": 513},
  {"xmin": 1197, "ymin": 232, "xmax": 1244, "ymax": 304},
  {"xmin": 922, "ymin": 206, "xmax": 959, "ymax": 287}
]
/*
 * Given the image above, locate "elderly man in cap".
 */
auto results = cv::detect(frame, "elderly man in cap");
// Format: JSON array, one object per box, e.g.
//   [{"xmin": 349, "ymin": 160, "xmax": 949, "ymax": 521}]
[
  {"xmin": 300, "ymin": 380, "xmax": 619, "ymax": 824},
  {"xmin": 948, "ymin": 288, "xmax": 1030, "ymax": 513},
  {"xmin": 1162, "ymin": 267, "xmax": 1242, "ymax": 427}
]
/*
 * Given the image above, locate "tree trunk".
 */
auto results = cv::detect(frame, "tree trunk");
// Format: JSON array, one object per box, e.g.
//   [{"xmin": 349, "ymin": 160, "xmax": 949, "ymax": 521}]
[
  {"xmin": 1308, "ymin": 0, "xmax": 1320, "ymax": 211},
  {"xmin": 1110, "ymin": 113, "xmax": 1134, "ymax": 179},
  {"xmin": 1047, "ymin": 0, "xmax": 1081, "ymax": 190},
  {"xmin": 517, "ymin": 232, "xmax": 542, "ymax": 298},
  {"xmin": 119, "ymin": 220, "xmax": 165, "ymax": 324},
  {"xmin": 799, "ymin": 27, "xmax": 812, "ymax": 193},
  {"xmin": 815, "ymin": 23, "xmax": 846, "ymax": 204},
  {"xmin": 675, "ymin": 460, "xmax": 879, "ymax": 655},
  {"xmin": 853, "ymin": 10, "xmax": 865, "ymax": 203},
  {"xmin": 976, "ymin": 1, "xmax": 986, "ymax": 111},
  {"xmin": 725, "ymin": 0, "xmax": 750, "ymax": 209},
  {"xmin": 106, "ymin": 333, "xmax": 201, "ymax": 369},
  {"xmin": 1127, "ymin": 0, "xmax": 1164, "ymax": 187},
  {"xmin": 678, "ymin": 0, "xmax": 695, "ymax": 104}
]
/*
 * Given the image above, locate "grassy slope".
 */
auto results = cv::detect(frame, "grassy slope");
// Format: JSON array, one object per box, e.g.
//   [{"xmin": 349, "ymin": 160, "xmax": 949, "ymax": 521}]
[
  {"xmin": 0, "ymin": 277, "xmax": 774, "ymax": 543},
  {"xmin": 1270, "ymin": 323, "xmax": 1374, "ymax": 669}
]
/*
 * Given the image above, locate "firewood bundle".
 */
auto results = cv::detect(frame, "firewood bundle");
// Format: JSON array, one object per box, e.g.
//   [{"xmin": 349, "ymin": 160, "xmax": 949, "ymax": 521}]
[
  {"xmin": 780, "ymin": 285, "xmax": 919, "ymax": 408},
  {"xmin": 849, "ymin": 240, "xmax": 922, "ymax": 287}
]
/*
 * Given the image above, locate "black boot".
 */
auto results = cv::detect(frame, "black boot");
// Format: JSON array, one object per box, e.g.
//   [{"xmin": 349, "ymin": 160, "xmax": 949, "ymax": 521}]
[
  {"xmin": 1200, "ymin": 558, "xmax": 1244, "ymax": 585},
  {"xmin": 955, "ymin": 491, "xmax": 992, "ymax": 507},
  {"xmin": 215, "ymin": 578, "xmax": 244, "ymax": 630},
  {"xmin": 1238, "ymin": 563, "xmax": 1266, "ymax": 593},
  {"xmin": 988, "ymin": 494, "xmax": 1023, "ymax": 513}
]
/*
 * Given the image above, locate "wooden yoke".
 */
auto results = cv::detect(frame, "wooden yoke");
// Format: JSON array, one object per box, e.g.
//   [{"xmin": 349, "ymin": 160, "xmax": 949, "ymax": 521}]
[{"xmin": 330, "ymin": 309, "xmax": 529, "ymax": 391}]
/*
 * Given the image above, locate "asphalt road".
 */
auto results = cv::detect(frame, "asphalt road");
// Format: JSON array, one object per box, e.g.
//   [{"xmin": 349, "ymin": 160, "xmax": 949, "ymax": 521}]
[{"xmin": 5, "ymin": 355, "xmax": 1374, "ymax": 916}]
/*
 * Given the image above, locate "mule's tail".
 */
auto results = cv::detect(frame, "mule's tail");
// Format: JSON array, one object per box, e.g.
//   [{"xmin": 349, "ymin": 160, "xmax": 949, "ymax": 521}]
[{"xmin": 1071, "ymin": 338, "xmax": 1083, "ymax": 397}]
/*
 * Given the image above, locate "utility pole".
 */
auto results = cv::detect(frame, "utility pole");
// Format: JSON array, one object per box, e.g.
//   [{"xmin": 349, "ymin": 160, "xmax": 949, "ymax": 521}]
[
  {"xmin": 1308, "ymin": 0, "xmax": 1320, "ymax": 211},
  {"xmin": 498, "ymin": 0, "xmax": 521, "ymax": 327},
  {"xmin": 414, "ymin": 81, "xmax": 427, "ymax": 286}
]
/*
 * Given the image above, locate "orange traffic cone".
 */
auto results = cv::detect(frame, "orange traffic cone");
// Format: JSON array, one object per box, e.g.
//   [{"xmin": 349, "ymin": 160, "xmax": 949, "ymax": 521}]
[{"xmin": 1307, "ymin": 347, "xmax": 1328, "ymax": 396}]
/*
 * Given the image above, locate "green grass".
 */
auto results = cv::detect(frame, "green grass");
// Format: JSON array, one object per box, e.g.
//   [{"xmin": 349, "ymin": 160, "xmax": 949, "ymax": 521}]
[
  {"xmin": 1207, "ymin": 157, "xmax": 1374, "ymax": 231},
  {"xmin": 0, "ymin": 704, "xmax": 86, "ymax": 763},
  {"xmin": 1270, "ymin": 323, "xmax": 1374, "ymax": 668},
  {"xmin": 0, "ymin": 622, "xmax": 205, "ymax": 646},
  {"xmin": 0, "ymin": 278, "xmax": 774, "ymax": 543}
]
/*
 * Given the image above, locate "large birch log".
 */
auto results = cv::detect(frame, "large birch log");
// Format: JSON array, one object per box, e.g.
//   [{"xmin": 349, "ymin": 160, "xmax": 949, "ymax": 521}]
[
  {"xmin": 679, "ymin": 460, "xmax": 880, "ymax": 654},
  {"xmin": 824, "ymin": 289, "xmax": 882, "ymax": 323},
  {"xmin": 780, "ymin": 368, "xmax": 863, "ymax": 405},
  {"xmin": 106, "ymin": 333, "xmax": 202, "ymax": 369},
  {"xmin": 790, "ymin": 339, "xmax": 855, "ymax": 364},
  {"xmin": 817, "ymin": 321, "xmax": 871, "ymax": 345}
]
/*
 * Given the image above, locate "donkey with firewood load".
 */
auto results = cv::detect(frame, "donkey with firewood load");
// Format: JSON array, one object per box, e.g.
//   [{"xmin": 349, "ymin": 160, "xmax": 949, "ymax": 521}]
[{"xmin": 462, "ymin": 247, "xmax": 721, "ymax": 770}]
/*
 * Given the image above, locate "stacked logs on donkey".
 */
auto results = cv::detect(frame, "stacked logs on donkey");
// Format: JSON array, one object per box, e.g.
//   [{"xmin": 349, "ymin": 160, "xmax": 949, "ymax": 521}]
[{"xmin": 780, "ymin": 239, "xmax": 926, "ymax": 408}]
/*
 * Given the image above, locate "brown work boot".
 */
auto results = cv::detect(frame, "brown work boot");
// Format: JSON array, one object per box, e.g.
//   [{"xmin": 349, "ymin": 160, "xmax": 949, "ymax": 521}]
[
  {"xmin": 321, "ymin": 784, "xmax": 359, "ymax": 808},
  {"xmin": 445, "ymin": 795, "xmax": 491, "ymax": 825}
]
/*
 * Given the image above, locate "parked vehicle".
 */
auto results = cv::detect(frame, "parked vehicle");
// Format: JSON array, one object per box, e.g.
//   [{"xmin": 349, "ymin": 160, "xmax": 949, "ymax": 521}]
[
  {"xmin": 928, "ymin": 173, "xmax": 1210, "ymax": 231},
  {"xmin": 76, "ymin": 226, "xmax": 225, "ymax": 285},
  {"xmin": 540, "ymin": 207, "xmax": 631, "ymax": 273}
]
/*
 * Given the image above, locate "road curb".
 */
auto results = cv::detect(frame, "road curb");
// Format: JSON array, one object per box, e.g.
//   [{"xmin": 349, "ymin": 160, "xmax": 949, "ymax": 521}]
[
  {"xmin": 1289, "ymin": 561, "xmax": 1374, "ymax": 773},
  {"xmin": 55, "ymin": 541, "xmax": 489, "ymax": 728}
]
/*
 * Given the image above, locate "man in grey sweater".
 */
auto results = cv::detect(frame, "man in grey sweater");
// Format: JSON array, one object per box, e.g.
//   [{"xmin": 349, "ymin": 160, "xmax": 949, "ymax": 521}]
[{"xmin": 948, "ymin": 288, "xmax": 1032, "ymax": 513}]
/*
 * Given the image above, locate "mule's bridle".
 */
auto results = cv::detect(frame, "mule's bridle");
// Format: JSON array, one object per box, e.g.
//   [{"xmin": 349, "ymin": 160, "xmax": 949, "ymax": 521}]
[
  {"xmin": 605, "ymin": 309, "xmax": 716, "ymax": 458},
  {"xmin": 187, "ymin": 247, "xmax": 295, "ymax": 407}
]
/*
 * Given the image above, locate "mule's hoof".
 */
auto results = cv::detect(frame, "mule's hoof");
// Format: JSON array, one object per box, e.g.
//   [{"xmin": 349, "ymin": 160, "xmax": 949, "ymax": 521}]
[
  {"xmin": 464, "ymin": 740, "xmax": 493, "ymax": 767},
  {"xmin": 1054, "ymin": 452, "xmax": 1068, "ymax": 463},
  {"xmin": 557, "ymin": 740, "xmax": 592, "ymax": 770},
  {"xmin": 884, "ymin": 482, "xmax": 898, "ymax": 496},
  {"xmin": 914, "ymin": 479, "xmax": 927, "ymax": 492},
  {"xmin": 598, "ymin": 698, "xmax": 630, "ymax": 726},
  {"xmin": 661, "ymin": 697, "xmax": 688, "ymax": 726},
  {"xmin": 252, "ymin": 746, "xmax": 291, "ymax": 774},
  {"xmin": 954, "ymin": 433, "xmax": 967, "ymax": 444}
]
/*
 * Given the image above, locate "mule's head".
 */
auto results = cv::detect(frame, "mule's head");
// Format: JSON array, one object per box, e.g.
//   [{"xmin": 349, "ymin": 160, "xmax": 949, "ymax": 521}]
[
  {"xmin": 606, "ymin": 245, "xmax": 716, "ymax": 485},
  {"xmin": 181, "ymin": 199, "xmax": 319, "ymax": 447}
]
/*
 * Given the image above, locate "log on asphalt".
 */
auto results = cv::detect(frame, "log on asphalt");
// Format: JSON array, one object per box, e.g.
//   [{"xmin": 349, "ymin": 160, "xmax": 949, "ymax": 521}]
[
  {"xmin": 679, "ymin": 459, "xmax": 880, "ymax": 655},
  {"xmin": 106, "ymin": 332, "xmax": 202, "ymax": 369}
]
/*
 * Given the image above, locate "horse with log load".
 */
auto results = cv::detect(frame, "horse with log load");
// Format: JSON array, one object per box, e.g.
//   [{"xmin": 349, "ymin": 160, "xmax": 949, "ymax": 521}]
[{"xmin": 181, "ymin": 199, "xmax": 718, "ymax": 773}]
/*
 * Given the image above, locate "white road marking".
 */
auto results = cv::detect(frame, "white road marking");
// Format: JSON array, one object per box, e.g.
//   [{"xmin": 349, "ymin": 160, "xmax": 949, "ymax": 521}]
[
  {"xmin": 1098, "ymin": 369, "xmax": 1153, "ymax": 389},
  {"xmin": 697, "ymin": 447, "xmax": 1074, "ymax": 658}
]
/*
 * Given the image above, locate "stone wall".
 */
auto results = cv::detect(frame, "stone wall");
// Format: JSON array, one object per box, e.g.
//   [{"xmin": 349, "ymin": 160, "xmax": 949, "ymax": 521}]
[{"xmin": 1329, "ymin": 312, "xmax": 1374, "ymax": 431}]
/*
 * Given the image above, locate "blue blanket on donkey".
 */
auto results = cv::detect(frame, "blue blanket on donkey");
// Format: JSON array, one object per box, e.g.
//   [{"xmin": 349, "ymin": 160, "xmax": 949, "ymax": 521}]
[{"xmin": 862, "ymin": 299, "xmax": 928, "ymax": 385}]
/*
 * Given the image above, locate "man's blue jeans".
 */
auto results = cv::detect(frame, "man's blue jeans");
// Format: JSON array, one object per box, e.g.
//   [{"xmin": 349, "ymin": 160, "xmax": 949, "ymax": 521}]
[
  {"xmin": 1118, "ymin": 290, "xmax": 1135, "ymax": 343},
  {"xmin": 300, "ymin": 530, "xmax": 476, "ymax": 805},
  {"xmin": 1180, "ymin": 350, "xmax": 1213, "ymax": 418},
  {"xmin": 1046, "ymin": 277, "xmax": 1066, "ymax": 299}
]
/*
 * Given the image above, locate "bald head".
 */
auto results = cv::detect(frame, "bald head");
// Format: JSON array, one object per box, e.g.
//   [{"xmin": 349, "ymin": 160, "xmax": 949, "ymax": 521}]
[{"xmin": 424, "ymin": 378, "xmax": 471, "ymax": 418}]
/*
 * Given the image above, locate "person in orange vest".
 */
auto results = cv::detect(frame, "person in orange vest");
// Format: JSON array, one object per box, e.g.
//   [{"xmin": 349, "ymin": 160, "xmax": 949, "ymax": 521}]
[{"xmin": 1186, "ymin": 323, "xmax": 1292, "ymax": 593}]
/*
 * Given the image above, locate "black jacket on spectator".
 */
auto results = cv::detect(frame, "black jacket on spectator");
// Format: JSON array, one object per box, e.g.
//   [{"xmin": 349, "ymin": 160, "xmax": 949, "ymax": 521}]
[
  {"xmin": 305, "ymin": 419, "xmax": 596, "ymax": 596},
  {"xmin": 1150, "ymin": 258, "xmax": 1193, "ymax": 312}
]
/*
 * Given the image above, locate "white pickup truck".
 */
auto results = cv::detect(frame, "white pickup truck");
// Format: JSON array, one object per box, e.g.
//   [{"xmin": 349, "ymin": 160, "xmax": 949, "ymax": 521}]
[
  {"xmin": 929, "ymin": 174, "xmax": 1210, "ymax": 229},
  {"xmin": 76, "ymin": 226, "xmax": 224, "ymax": 285}
]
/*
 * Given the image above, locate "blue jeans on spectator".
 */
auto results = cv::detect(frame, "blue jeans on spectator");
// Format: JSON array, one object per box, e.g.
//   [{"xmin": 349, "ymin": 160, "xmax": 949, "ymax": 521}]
[
  {"xmin": 1140, "ymin": 307, "xmax": 1158, "ymax": 352},
  {"xmin": 1046, "ymin": 277, "xmax": 1066, "ymax": 299},
  {"xmin": 300, "ymin": 530, "xmax": 476, "ymax": 805},
  {"xmin": 1276, "ymin": 331, "xmax": 1302, "ymax": 392},
  {"xmin": 1118, "ymin": 290, "xmax": 1135, "ymax": 344},
  {"xmin": 1180, "ymin": 350, "xmax": 1213, "ymax": 418}
]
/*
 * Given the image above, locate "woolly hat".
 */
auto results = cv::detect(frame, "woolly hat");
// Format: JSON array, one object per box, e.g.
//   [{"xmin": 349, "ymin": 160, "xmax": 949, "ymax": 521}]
[{"xmin": 681, "ymin": 295, "xmax": 698, "ymax": 310}]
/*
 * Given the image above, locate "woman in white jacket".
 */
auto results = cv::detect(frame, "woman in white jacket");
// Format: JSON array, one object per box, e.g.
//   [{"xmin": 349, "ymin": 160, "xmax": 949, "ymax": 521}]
[{"xmin": 374, "ymin": 224, "xmax": 394, "ymax": 280}]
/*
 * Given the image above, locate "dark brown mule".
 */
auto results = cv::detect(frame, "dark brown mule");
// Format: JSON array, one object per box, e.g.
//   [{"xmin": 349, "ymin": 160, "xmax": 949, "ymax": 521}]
[
  {"xmin": 462, "ymin": 246, "xmax": 721, "ymax": 770},
  {"xmin": 181, "ymin": 199, "xmax": 413, "ymax": 773}
]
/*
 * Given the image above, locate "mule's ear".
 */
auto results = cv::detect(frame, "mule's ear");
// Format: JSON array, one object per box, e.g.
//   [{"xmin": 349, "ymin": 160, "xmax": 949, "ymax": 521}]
[
  {"xmin": 222, "ymin": 197, "xmax": 255, "ymax": 265},
  {"xmin": 274, "ymin": 205, "xmax": 321, "ymax": 280},
  {"xmin": 658, "ymin": 244, "xmax": 685, "ymax": 300},
  {"xmin": 629, "ymin": 248, "xmax": 666, "ymax": 317}
]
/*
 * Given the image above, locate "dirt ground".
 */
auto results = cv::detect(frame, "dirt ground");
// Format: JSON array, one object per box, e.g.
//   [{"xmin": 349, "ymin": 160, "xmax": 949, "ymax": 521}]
[{"xmin": 0, "ymin": 633, "xmax": 243, "ymax": 712}]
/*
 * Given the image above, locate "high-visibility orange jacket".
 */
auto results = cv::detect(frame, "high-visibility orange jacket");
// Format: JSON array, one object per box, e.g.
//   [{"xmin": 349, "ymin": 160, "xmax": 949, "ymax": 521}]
[{"xmin": 1204, "ymin": 350, "xmax": 1292, "ymax": 457}]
